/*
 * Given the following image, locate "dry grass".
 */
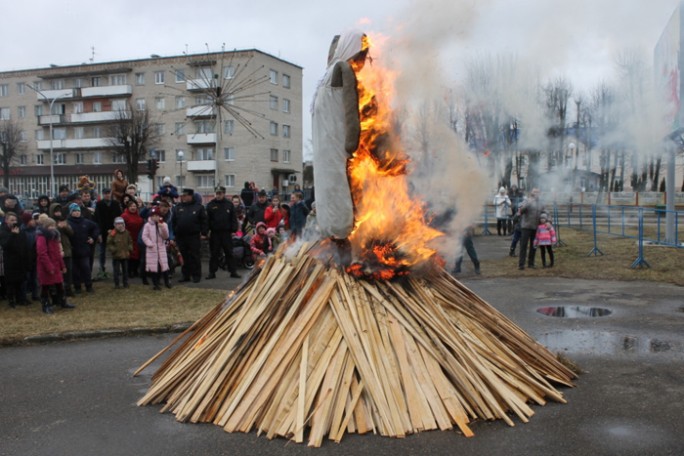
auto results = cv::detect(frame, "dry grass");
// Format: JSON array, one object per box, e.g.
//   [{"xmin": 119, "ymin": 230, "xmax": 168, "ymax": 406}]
[
  {"xmin": 481, "ymin": 227, "xmax": 684, "ymax": 286},
  {"xmin": 0, "ymin": 284, "xmax": 227, "ymax": 345}
]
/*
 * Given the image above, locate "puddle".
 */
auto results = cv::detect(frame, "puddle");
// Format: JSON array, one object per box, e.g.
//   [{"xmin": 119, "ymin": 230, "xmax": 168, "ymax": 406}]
[
  {"xmin": 537, "ymin": 306, "xmax": 612, "ymax": 318},
  {"xmin": 537, "ymin": 330, "xmax": 682, "ymax": 357}
]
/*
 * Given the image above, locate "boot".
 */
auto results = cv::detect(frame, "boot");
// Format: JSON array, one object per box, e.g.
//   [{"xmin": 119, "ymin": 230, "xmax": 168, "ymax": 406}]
[
  {"xmin": 141, "ymin": 270, "xmax": 149, "ymax": 286},
  {"xmin": 56, "ymin": 290, "xmax": 75, "ymax": 309},
  {"xmin": 509, "ymin": 247, "xmax": 515, "ymax": 257},
  {"xmin": 41, "ymin": 297, "xmax": 54, "ymax": 314},
  {"xmin": 163, "ymin": 271, "xmax": 172, "ymax": 289},
  {"xmin": 152, "ymin": 273, "xmax": 161, "ymax": 291}
]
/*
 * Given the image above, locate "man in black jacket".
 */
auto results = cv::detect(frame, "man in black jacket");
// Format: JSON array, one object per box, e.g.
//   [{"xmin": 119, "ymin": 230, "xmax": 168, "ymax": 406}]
[
  {"xmin": 172, "ymin": 188, "xmax": 208, "ymax": 283},
  {"xmin": 67, "ymin": 203, "xmax": 100, "ymax": 293},
  {"xmin": 94, "ymin": 188, "xmax": 122, "ymax": 277},
  {"xmin": 205, "ymin": 186, "xmax": 241, "ymax": 280},
  {"xmin": 247, "ymin": 189, "xmax": 269, "ymax": 226}
]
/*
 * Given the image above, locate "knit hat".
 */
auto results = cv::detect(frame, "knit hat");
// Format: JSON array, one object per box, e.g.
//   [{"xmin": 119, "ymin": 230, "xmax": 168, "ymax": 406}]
[
  {"xmin": 499, "ymin": 187, "xmax": 506, "ymax": 193},
  {"xmin": 150, "ymin": 207, "xmax": 160, "ymax": 216},
  {"xmin": 20, "ymin": 212, "xmax": 33, "ymax": 226},
  {"xmin": 68, "ymin": 203, "xmax": 81, "ymax": 214},
  {"xmin": 163, "ymin": 176, "xmax": 172, "ymax": 185},
  {"xmin": 539, "ymin": 212, "xmax": 548, "ymax": 220},
  {"xmin": 114, "ymin": 217, "xmax": 125, "ymax": 225}
]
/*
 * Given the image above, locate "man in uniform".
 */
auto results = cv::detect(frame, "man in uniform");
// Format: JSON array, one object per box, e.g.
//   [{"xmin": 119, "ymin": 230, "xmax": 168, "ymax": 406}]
[
  {"xmin": 205, "ymin": 185, "xmax": 241, "ymax": 280},
  {"xmin": 172, "ymin": 188, "xmax": 208, "ymax": 283}
]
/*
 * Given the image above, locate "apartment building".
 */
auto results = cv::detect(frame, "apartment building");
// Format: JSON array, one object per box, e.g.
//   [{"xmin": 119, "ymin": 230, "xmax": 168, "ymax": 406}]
[{"xmin": 0, "ymin": 49, "xmax": 302, "ymax": 200}]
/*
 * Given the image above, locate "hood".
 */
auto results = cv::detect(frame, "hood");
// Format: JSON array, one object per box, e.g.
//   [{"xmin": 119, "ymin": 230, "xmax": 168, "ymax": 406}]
[
  {"xmin": 38, "ymin": 195, "xmax": 50, "ymax": 203},
  {"xmin": 114, "ymin": 169, "xmax": 125, "ymax": 180},
  {"xmin": 255, "ymin": 222, "xmax": 267, "ymax": 231},
  {"xmin": 328, "ymin": 31, "xmax": 366, "ymax": 68},
  {"xmin": 48, "ymin": 202, "xmax": 63, "ymax": 219}
]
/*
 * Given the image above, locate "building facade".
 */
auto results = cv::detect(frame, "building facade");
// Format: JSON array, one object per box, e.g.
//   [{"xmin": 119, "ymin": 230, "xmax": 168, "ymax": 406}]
[{"xmin": 0, "ymin": 49, "xmax": 302, "ymax": 200}]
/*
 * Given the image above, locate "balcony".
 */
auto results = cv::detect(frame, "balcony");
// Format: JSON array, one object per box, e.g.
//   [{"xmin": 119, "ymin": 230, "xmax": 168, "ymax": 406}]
[
  {"xmin": 186, "ymin": 160, "xmax": 217, "ymax": 172},
  {"xmin": 186, "ymin": 79, "xmax": 217, "ymax": 91},
  {"xmin": 36, "ymin": 89, "xmax": 78, "ymax": 101},
  {"xmin": 70, "ymin": 111, "xmax": 125, "ymax": 123},
  {"xmin": 38, "ymin": 114, "xmax": 67, "ymax": 126},
  {"xmin": 81, "ymin": 85, "xmax": 133, "ymax": 98},
  {"xmin": 186, "ymin": 105, "xmax": 216, "ymax": 117},
  {"xmin": 37, "ymin": 138, "xmax": 114, "ymax": 150},
  {"xmin": 186, "ymin": 133, "xmax": 217, "ymax": 144}
]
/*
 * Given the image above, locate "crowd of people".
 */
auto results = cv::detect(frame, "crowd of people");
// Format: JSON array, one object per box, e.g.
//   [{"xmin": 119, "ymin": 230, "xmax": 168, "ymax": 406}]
[{"xmin": 0, "ymin": 172, "xmax": 317, "ymax": 314}]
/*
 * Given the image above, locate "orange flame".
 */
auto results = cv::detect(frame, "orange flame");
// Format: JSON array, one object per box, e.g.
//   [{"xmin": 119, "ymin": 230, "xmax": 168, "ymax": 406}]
[{"xmin": 346, "ymin": 34, "xmax": 443, "ymax": 279}]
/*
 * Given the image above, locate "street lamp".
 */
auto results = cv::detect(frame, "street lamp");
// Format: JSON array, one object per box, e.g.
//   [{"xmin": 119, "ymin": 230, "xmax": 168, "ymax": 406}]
[{"xmin": 177, "ymin": 150, "xmax": 185, "ymax": 191}]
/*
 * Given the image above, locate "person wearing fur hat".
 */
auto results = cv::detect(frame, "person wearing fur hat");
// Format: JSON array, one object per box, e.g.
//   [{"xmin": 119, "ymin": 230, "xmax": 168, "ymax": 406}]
[
  {"xmin": 142, "ymin": 207, "xmax": 171, "ymax": 290},
  {"xmin": 493, "ymin": 187, "xmax": 511, "ymax": 236},
  {"xmin": 36, "ymin": 217, "xmax": 74, "ymax": 314},
  {"xmin": 67, "ymin": 203, "xmax": 100, "ymax": 294},
  {"xmin": 111, "ymin": 169, "xmax": 128, "ymax": 205},
  {"xmin": 107, "ymin": 217, "xmax": 132, "ymax": 288},
  {"xmin": 0, "ymin": 212, "xmax": 30, "ymax": 308},
  {"xmin": 533, "ymin": 212, "xmax": 557, "ymax": 268}
]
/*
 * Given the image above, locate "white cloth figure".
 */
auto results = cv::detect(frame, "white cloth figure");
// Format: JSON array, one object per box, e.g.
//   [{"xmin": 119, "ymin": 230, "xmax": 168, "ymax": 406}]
[{"xmin": 312, "ymin": 31, "xmax": 366, "ymax": 239}]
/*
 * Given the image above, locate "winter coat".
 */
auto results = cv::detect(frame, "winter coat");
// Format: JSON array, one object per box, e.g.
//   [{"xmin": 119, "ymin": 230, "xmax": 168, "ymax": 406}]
[
  {"xmin": 246, "ymin": 201, "xmax": 269, "ymax": 226},
  {"xmin": 240, "ymin": 185, "xmax": 255, "ymax": 207},
  {"xmin": 23, "ymin": 226, "xmax": 38, "ymax": 270},
  {"xmin": 519, "ymin": 198, "xmax": 546, "ymax": 230},
  {"xmin": 35, "ymin": 228, "xmax": 65, "ymax": 286},
  {"xmin": 36, "ymin": 195, "xmax": 51, "ymax": 215},
  {"xmin": 289, "ymin": 201, "xmax": 310, "ymax": 236},
  {"xmin": 250, "ymin": 233, "xmax": 272, "ymax": 256},
  {"xmin": 534, "ymin": 223, "xmax": 557, "ymax": 247},
  {"xmin": 206, "ymin": 198, "xmax": 238, "ymax": 233},
  {"xmin": 172, "ymin": 201, "xmax": 208, "ymax": 237},
  {"xmin": 121, "ymin": 210, "xmax": 144, "ymax": 260},
  {"xmin": 493, "ymin": 193, "xmax": 511, "ymax": 219},
  {"xmin": 263, "ymin": 205, "xmax": 284, "ymax": 229},
  {"xmin": 49, "ymin": 202, "xmax": 73, "ymax": 257},
  {"xmin": 157, "ymin": 184, "xmax": 179, "ymax": 199},
  {"xmin": 95, "ymin": 198, "xmax": 122, "ymax": 233},
  {"xmin": 0, "ymin": 223, "xmax": 30, "ymax": 282},
  {"xmin": 111, "ymin": 173, "xmax": 128, "ymax": 204},
  {"xmin": 67, "ymin": 215, "xmax": 100, "ymax": 259},
  {"xmin": 142, "ymin": 219, "xmax": 169, "ymax": 272},
  {"xmin": 312, "ymin": 32, "xmax": 365, "ymax": 239},
  {"xmin": 107, "ymin": 228, "xmax": 133, "ymax": 260}
]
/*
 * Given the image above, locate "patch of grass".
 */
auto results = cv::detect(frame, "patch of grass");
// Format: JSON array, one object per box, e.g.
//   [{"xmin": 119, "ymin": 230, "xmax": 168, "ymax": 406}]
[
  {"xmin": 482, "ymin": 227, "xmax": 684, "ymax": 286},
  {"xmin": 0, "ymin": 284, "xmax": 227, "ymax": 345}
]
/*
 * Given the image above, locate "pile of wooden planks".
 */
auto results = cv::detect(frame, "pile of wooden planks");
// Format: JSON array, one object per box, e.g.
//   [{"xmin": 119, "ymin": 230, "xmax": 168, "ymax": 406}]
[{"xmin": 136, "ymin": 242, "xmax": 576, "ymax": 447}]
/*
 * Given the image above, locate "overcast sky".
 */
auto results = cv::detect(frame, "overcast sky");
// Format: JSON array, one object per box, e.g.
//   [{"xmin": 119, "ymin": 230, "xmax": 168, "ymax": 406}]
[{"xmin": 1, "ymin": 0, "xmax": 681, "ymax": 146}]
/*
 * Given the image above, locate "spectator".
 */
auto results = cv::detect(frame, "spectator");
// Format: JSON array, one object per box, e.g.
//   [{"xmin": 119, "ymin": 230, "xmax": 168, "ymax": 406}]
[
  {"xmin": 49, "ymin": 203, "xmax": 75, "ymax": 296},
  {"xmin": 289, "ymin": 191, "xmax": 309, "ymax": 238},
  {"xmin": 247, "ymin": 189, "xmax": 269, "ymax": 226},
  {"xmin": 518, "ymin": 188, "xmax": 545, "ymax": 270},
  {"xmin": 80, "ymin": 190, "xmax": 96, "ymax": 218},
  {"xmin": 94, "ymin": 188, "xmax": 122, "ymax": 277},
  {"xmin": 122, "ymin": 184, "xmax": 144, "ymax": 209},
  {"xmin": 35, "ymin": 216, "xmax": 73, "ymax": 314},
  {"xmin": 240, "ymin": 181, "xmax": 255, "ymax": 208},
  {"xmin": 1, "ymin": 195, "xmax": 23, "ymax": 221},
  {"xmin": 493, "ymin": 187, "xmax": 511, "ymax": 236},
  {"xmin": 231, "ymin": 194, "xmax": 244, "ymax": 212},
  {"xmin": 172, "ymin": 188, "xmax": 208, "ymax": 283},
  {"xmin": 22, "ymin": 212, "xmax": 40, "ymax": 302},
  {"xmin": 111, "ymin": 169, "xmax": 128, "ymax": 205},
  {"xmin": 67, "ymin": 203, "xmax": 99, "ymax": 294},
  {"xmin": 533, "ymin": 212, "xmax": 557, "ymax": 268},
  {"xmin": 107, "ymin": 217, "xmax": 132, "ymax": 289},
  {"xmin": 36, "ymin": 195, "xmax": 51, "ymax": 215},
  {"xmin": 121, "ymin": 200, "xmax": 144, "ymax": 280},
  {"xmin": 205, "ymin": 185, "xmax": 241, "ymax": 280},
  {"xmin": 509, "ymin": 213, "xmax": 522, "ymax": 257},
  {"xmin": 452, "ymin": 225, "xmax": 480, "ymax": 275},
  {"xmin": 142, "ymin": 207, "xmax": 171, "ymax": 290},
  {"xmin": 250, "ymin": 222, "xmax": 272, "ymax": 257},
  {"xmin": 0, "ymin": 212, "xmax": 30, "ymax": 308},
  {"xmin": 264, "ymin": 194, "xmax": 284, "ymax": 229},
  {"xmin": 54, "ymin": 185, "xmax": 71, "ymax": 207},
  {"xmin": 158, "ymin": 176, "xmax": 179, "ymax": 200}
]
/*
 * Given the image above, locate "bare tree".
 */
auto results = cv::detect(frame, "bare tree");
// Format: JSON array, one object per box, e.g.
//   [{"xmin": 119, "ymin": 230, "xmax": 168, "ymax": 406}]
[
  {"xmin": 0, "ymin": 120, "xmax": 25, "ymax": 189},
  {"xmin": 543, "ymin": 77, "xmax": 573, "ymax": 170},
  {"xmin": 108, "ymin": 106, "xmax": 160, "ymax": 184}
]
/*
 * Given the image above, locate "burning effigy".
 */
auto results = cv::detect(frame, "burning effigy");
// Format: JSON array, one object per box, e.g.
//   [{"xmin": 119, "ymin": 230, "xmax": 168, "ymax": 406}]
[{"xmin": 136, "ymin": 32, "xmax": 575, "ymax": 447}]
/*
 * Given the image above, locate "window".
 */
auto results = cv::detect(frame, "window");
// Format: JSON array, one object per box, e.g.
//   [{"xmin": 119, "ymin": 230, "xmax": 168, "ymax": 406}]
[
  {"xmin": 195, "ymin": 120, "xmax": 214, "ymax": 134},
  {"xmin": 93, "ymin": 126, "xmax": 102, "ymax": 138},
  {"xmin": 0, "ymin": 84, "xmax": 8, "ymax": 97},
  {"xmin": 135, "ymin": 73, "xmax": 145, "ymax": 85},
  {"xmin": 154, "ymin": 123, "xmax": 165, "ymax": 135},
  {"xmin": 135, "ymin": 98, "xmax": 146, "ymax": 111},
  {"xmin": 20, "ymin": 155, "xmax": 28, "ymax": 165},
  {"xmin": 175, "ymin": 96, "xmax": 186, "ymax": 109},
  {"xmin": 155, "ymin": 150, "xmax": 166, "ymax": 162},
  {"xmin": 111, "ymin": 99, "xmax": 126, "ymax": 111},
  {"xmin": 175, "ymin": 69, "xmax": 185, "ymax": 83},
  {"xmin": 0, "ymin": 107, "xmax": 10, "ymax": 120},
  {"xmin": 50, "ymin": 103, "xmax": 65, "ymax": 115},
  {"xmin": 92, "ymin": 151, "xmax": 102, "ymax": 164},
  {"xmin": 223, "ymin": 66, "xmax": 236, "ymax": 79},
  {"xmin": 110, "ymin": 74, "xmax": 127, "ymax": 85},
  {"xmin": 225, "ymin": 174, "xmax": 236, "ymax": 187},
  {"xmin": 270, "ymin": 148, "xmax": 278, "ymax": 162},
  {"xmin": 154, "ymin": 71, "xmax": 165, "ymax": 84},
  {"xmin": 195, "ymin": 147, "xmax": 214, "ymax": 160},
  {"xmin": 18, "ymin": 106, "xmax": 26, "ymax": 118},
  {"xmin": 36, "ymin": 154, "xmax": 44, "ymax": 165},
  {"xmin": 35, "ymin": 129, "xmax": 44, "ymax": 141},
  {"xmin": 224, "ymin": 147, "xmax": 235, "ymax": 161},
  {"xmin": 73, "ymin": 101, "xmax": 84, "ymax": 113},
  {"xmin": 282, "ymin": 98, "xmax": 290, "ymax": 113},
  {"xmin": 282, "ymin": 74, "xmax": 291, "ymax": 89},
  {"xmin": 196, "ymin": 67, "xmax": 213, "ymax": 80},
  {"xmin": 72, "ymin": 78, "xmax": 84, "ymax": 88},
  {"xmin": 176, "ymin": 175, "xmax": 185, "ymax": 187},
  {"xmin": 53, "ymin": 153, "xmax": 67, "ymax": 165},
  {"xmin": 270, "ymin": 121, "xmax": 278, "ymax": 136},
  {"xmin": 92, "ymin": 101, "xmax": 102, "ymax": 112},
  {"xmin": 112, "ymin": 153, "xmax": 126, "ymax": 164},
  {"xmin": 17, "ymin": 82, "xmax": 25, "ymax": 94},
  {"xmin": 19, "ymin": 131, "xmax": 27, "ymax": 142},
  {"xmin": 174, "ymin": 122, "xmax": 185, "ymax": 136},
  {"xmin": 223, "ymin": 120, "xmax": 234, "ymax": 135},
  {"xmin": 155, "ymin": 97, "xmax": 166, "ymax": 111},
  {"xmin": 34, "ymin": 105, "xmax": 43, "ymax": 117},
  {"xmin": 195, "ymin": 95, "xmax": 211, "ymax": 105},
  {"xmin": 50, "ymin": 79, "xmax": 65, "ymax": 90},
  {"xmin": 91, "ymin": 76, "xmax": 101, "ymax": 87},
  {"xmin": 196, "ymin": 174, "xmax": 215, "ymax": 189},
  {"xmin": 33, "ymin": 81, "xmax": 42, "ymax": 91},
  {"xmin": 52, "ymin": 128, "xmax": 66, "ymax": 140},
  {"xmin": 74, "ymin": 127, "xmax": 85, "ymax": 139},
  {"xmin": 283, "ymin": 125, "xmax": 291, "ymax": 138},
  {"xmin": 75, "ymin": 152, "xmax": 86, "ymax": 164},
  {"xmin": 270, "ymin": 95, "xmax": 278, "ymax": 110},
  {"xmin": 283, "ymin": 149, "xmax": 291, "ymax": 163},
  {"xmin": 269, "ymin": 69, "xmax": 278, "ymax": 84}
]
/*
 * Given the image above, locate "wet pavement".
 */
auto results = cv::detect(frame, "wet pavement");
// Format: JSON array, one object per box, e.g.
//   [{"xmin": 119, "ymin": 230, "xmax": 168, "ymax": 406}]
[{"xmin": 1, "ymin": 235, "xmax": 683, "ymax": 455}]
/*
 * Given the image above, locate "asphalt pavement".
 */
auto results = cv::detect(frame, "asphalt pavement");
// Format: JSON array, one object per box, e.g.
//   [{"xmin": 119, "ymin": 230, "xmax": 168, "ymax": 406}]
[{"xmin": 1, "ymin": 235, "xmax": 683, "ymax": 456}]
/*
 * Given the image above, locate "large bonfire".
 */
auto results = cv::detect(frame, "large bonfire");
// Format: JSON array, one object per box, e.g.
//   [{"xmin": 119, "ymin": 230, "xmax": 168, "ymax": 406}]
[{"xmin": 136, "ymin": 33, "xmax": 575, "ymax": 447}]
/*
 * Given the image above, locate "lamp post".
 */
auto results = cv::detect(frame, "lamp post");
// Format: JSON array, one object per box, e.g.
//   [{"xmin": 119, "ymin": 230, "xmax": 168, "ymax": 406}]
[
  {"xmin": 177, "ymin": 150, "xmax": 185, "ymax": 191},
  {"xmin": 27, "ymin": 85, "xmax": 69, "ymax": 197}
]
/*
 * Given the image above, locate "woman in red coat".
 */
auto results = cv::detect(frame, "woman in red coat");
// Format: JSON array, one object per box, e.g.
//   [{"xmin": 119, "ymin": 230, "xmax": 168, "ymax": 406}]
[
  {"xmin": 35, "ymin": 217, "xmax": 73, "ymax": 314},
  {"xmin": 121, "ymin": 200, "xmax": 144, "ymax": 278}
]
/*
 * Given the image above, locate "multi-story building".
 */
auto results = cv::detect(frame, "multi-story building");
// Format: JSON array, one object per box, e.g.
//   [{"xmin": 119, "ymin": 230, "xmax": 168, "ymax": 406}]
[{"xmin": 0, "ymin": 49, "xmax": 302, "ymax": 201}]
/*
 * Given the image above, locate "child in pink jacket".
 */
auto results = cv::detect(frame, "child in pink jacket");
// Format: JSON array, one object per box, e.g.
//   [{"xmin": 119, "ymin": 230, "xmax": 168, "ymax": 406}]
[{"xmin": 533, "ymin": 212, "xmax": 557, "ymax": 268}]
